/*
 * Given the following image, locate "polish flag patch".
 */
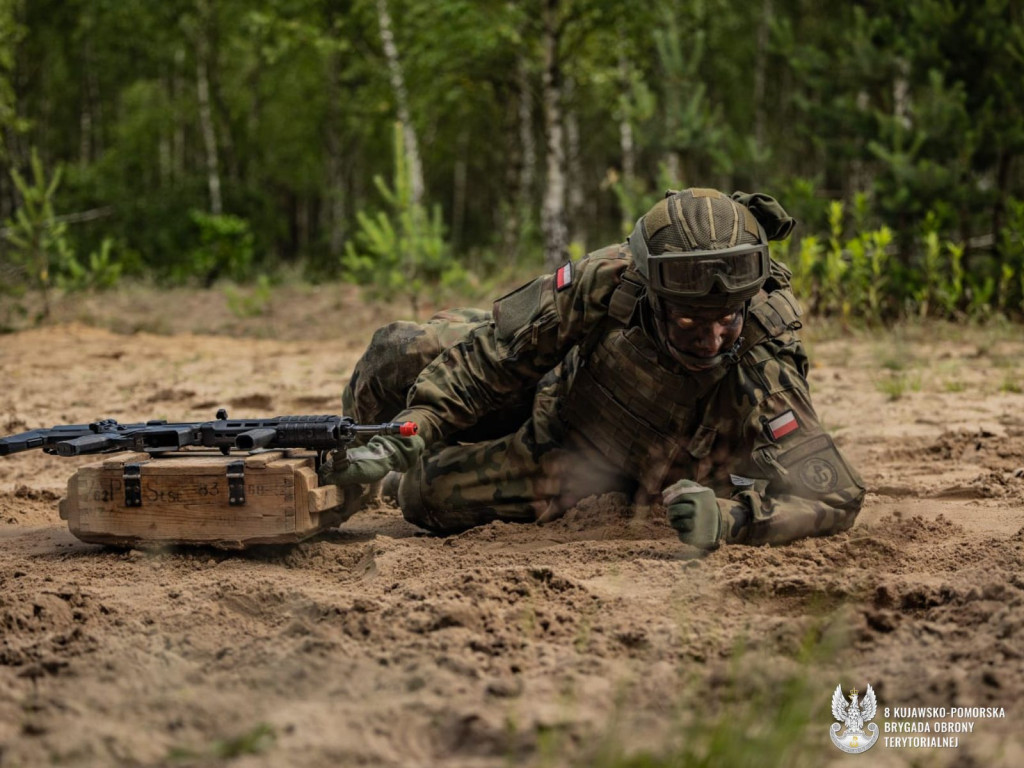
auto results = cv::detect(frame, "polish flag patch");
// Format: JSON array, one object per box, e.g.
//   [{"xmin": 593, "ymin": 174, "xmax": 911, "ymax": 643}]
[
  {"xmin": 768, "ymin": 410, "xmax": 799, "ymax": 440},
  {"xmin": 555, "ymin": 261, "xmax": 573, "ymax": 291}
]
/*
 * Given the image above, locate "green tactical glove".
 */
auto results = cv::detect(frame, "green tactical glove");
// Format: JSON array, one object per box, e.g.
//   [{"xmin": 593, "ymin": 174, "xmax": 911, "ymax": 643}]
[
  {"xmin": 318, "ymin": 434, "xmax": 425, "ymax": 487},
  {"xmin": 663, "ymin": 479, "xmax": 723, "ymax": 551}
]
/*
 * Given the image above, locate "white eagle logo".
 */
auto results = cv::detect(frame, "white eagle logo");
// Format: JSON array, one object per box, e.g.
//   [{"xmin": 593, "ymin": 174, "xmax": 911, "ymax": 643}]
[{"xmin": 829, "ymin": 684, "xmax": 879, "ymax": 753}]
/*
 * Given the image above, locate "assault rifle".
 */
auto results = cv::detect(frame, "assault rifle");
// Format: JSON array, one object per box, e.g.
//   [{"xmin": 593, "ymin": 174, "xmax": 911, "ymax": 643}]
[{"xmin": 0, "ymin": 410, "xmax": 417, "ymax": 459}]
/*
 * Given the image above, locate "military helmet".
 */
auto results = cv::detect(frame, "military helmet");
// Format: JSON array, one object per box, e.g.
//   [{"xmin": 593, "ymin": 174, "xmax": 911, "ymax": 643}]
[{"xmin": 628, "ymin": 188, "xmax": 771, "ymax": 308}]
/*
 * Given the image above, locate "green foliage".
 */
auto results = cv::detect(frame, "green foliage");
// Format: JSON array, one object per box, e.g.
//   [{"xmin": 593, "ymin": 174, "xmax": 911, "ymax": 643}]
[
  {"xmin": 782, "ymin": 198, "xmax": 1024, "ymax": 323},
  {"xmin": 652, "ymin": 9, "xmax": 728, "ymax": 179},
  {"xmin": 875, "ymin": 371, "xmax": 922, "ymax": 401},
  {"xmin": 965, "ymin": 272, "xmax": 997, "ymax": 320},
  {"xmin": 179, "ymin": 211, "xmax": 256, "ymax": 286},
  {"xmin": 2, "ymin": 149, "xmax": 75, "ymax": 318},
  {"xmin": 913, "ymin": 215, "xmax": 953, "ymax": 318},
  {"xmin": 569, "ymin": 642, "xmax": 831, "ymax": 768},
  {"xmin": 3, "ymin": 0, "xmax": 1024, "ymax": 305},
  {"xmin": 998, "ymin": 198, "xmax": 1024, "ymax": 314},
  {"xmin": 167, "ymin": 722, "xmax": 276, "ymax": 762},
  {"xmin": 609, "ymin": 162, "xmax": 679, "ymax": 239},
  {"xmin": 59, "ymin": 237, "xmax": 124, "ymax": 292},
  {"xmin": 210, "ymin": 722, "xmax": 276, "ymax": 758},
  {"xmin": 773, "ymin": 177, "xmax": 826, "ymax": 236},
  {"xmin": 224, "ymin": 274, "xmax": 273, "ymax": 318},
  {"xmin": 0, "ymin": 0, "xmax": 27, "ymax": 160},
  {"xmin": 820, "ymin": 201, "xmax": 848, "ymax": 317},
  {"xmin": 999, "ymin": 374, "xmax": 1022, "ymax": 394},
  {"xmin": 342, "ymin": 123, "xmax": 467, "ymax": 317},
  {"xmin": 583, "ymin": 678, "xmax": 822, "ymax": 768}
]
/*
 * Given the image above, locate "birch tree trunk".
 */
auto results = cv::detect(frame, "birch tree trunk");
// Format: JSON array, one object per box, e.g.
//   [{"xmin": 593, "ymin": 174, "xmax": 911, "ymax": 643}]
[
  {"xmin": 541, "ymin": 0, "xmax": 567, "ymax": 271},
  {"xmin": 501, "ymin": 57, "xmax": 536, "ymax": 260},
  {"xmin": 158, "ymin": 126, "xmax": 171, "ymax": 187},
  {"xmin": 618, "ymin": 52, "xmax": 636, "ymax": 234},
  {"xmin": 501, "ymin": 77, "xmax": 523, "ymax": 260},
  {"xmin": 195, "ymin": 0, "xmax": 222, "ymax": 215},
  {"xmin": 519, "ymin": 58, "xmax": 537, "ymax": 207},
  {"xmin": 324, "ymin": 42, "xmax": 345, "ymax": 259},
  {"xmin": 752, "ymin": 0, "xmax": 772, "ymax": 186},
  {"xmin": 79, "ymin": 37, "xmax": 93, "ymax": 169},
  {"xmin": 452, "ymin": 128, "xmax": 469, "ymax": 252},
  {"xmin": 991, "ymin": 149, "xmax": 1013, "ymax": 264},
  {"xmin": 664, "ymin": 152, "xmax": 682, "ymax": 186},
  {"xmin": 893, "ymin": 56, "xmax": 911, "ymax": 129},
  {"xmin": 618, "ymin": 53, "xmax": 635, "ymax": 188},
  {"xmin": 564, "ymin": 78, "xmax": 584, "ymax": 251},
  {"xmin": 618, "ymin": 114, "xmax": 635, "ymax": 189},
  {"xmin": 158, "ymin": 67, "xmax": 171, "ymax": 185},
  {"xmin": 849, "ymin": 89, "xmax": 870, "ymax": 196},
  {"xmin": 377, "ymin": 0, "xmax": 424, "ymax": 207},
  {"xmin": 173, "ymin": 47, "xmax": 186, "ymax": 179}
]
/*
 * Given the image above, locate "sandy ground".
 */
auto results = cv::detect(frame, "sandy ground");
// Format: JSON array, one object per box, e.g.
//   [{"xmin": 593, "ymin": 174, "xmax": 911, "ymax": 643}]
[{"xmin": 1, "ymin": 284, "xmax": 1023, "ymax": 767}]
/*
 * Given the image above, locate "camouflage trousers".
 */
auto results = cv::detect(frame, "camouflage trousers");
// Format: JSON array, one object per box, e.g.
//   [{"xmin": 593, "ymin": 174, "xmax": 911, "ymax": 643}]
[{"xmin": 343, "ymin": 309, "xmax": 633, "ymax": 533}]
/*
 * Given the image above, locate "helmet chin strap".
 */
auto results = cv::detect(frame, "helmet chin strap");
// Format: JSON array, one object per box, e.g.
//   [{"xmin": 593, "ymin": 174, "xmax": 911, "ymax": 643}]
[
  {"xmin": 663, "ymin": 338, "xmax": 744, "ymax": 369},
  {"xmin": 667, "ymin": 339, "xmax": 741, "ymax": 370}
]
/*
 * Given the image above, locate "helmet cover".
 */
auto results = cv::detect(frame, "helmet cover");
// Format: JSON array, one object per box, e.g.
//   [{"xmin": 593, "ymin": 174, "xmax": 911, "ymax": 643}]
[{"xmin": 628, "ymin": 188, "xmax": 771, "ymax": 309}]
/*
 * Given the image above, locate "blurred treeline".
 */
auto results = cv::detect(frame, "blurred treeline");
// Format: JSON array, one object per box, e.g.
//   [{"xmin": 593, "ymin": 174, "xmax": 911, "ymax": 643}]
[{"xmin": 1, "ymin": 0, "xmax": 1023, "ymax": 321}]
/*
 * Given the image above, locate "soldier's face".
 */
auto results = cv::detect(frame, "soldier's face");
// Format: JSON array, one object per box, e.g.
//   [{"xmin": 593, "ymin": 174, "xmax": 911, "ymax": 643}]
[{"xmin": 662, "ymin": 304, "xmax": 744, "ymax": 369}]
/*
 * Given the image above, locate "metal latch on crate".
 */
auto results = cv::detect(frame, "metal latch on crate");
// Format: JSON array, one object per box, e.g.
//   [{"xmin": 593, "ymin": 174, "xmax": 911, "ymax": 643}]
[
  {"xmin": 226, "ymin": 460, "xmax": 246, "ymax": 506},
  {"xmin": 123, "ymin": 464, "xmax": 143, "ymax": 507}
]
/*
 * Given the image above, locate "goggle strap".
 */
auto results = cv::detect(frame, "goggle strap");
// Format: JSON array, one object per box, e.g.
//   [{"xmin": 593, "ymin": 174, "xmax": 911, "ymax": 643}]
[
  {"xmin": 627, "ymin": 217, "xmax": 647, "ymax": 271},
  {"xmin": 608, "ymin": 266, "xmax": 646, "ymax": 325}
]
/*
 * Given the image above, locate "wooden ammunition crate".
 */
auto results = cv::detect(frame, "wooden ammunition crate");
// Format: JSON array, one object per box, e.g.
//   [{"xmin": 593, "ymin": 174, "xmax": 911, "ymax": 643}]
[{"xmin": 58, "ymin": 450, "xmax": 351, "ymax": 548}]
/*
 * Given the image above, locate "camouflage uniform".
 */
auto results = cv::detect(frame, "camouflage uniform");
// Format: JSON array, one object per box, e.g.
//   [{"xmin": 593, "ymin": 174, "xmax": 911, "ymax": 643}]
[{"xmin": 344, "ymin": 244, "xmax": 865, "ymax": 545}]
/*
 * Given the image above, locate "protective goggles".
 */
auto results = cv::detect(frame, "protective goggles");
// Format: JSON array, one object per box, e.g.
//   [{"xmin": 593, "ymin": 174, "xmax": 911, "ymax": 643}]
[{"xmin": 629, "ymin": 219, "xmax": 769, "ymax": 299}]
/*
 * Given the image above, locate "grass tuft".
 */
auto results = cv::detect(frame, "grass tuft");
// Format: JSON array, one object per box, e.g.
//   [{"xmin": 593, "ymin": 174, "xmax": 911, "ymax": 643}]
[
  {"xmin": 999, "ymin": 375, "xmax": 1023, "ymax": 394},
  {"xmin": 167, "ymin": 723, "xmax": 277, "ymax": 763},
  {"xmin": 875, "ymin": 371, "xmax": 921, "ymax": 400}
]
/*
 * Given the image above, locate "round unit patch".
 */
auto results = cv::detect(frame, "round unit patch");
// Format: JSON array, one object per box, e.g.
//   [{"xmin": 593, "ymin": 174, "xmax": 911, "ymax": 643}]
[{"xmin": 800, "ymin": 457, "xmax": 839, "ymax": 493}]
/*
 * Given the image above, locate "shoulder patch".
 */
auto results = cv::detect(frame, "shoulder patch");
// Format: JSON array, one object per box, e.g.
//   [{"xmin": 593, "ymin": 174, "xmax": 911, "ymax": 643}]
[
  {"xmin": 767, "ymin": 410, "xmax": 799, "ymax": 440},
  {"xmin": 555, "ymin": 261, "xmax": 574, "ymax": 292},
  {"xmin": 493, "ymin": 277, "xmax": 547, "ymax": 342},
  {"xmin": 775, "ymin": 433, "xmax": 860, "ymax": 498}
]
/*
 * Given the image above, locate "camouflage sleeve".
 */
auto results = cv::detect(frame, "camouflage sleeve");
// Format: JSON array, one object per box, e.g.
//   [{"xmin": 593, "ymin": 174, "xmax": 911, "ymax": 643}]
[
  {"xmin": 396, "ymin": 247, "xmax": 629, "ymax": 445},
  {"xmin": 722, "ymin": 340, "xmax": 866, "ymax": 546}
]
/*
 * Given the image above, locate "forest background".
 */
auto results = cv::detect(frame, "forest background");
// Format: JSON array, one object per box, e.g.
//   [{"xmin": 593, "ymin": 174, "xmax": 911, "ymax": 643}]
[{"xmin": 1, "ymin": 0, "xmax": 1023, "ymax": 325}]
